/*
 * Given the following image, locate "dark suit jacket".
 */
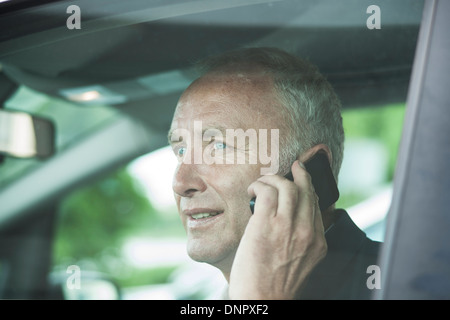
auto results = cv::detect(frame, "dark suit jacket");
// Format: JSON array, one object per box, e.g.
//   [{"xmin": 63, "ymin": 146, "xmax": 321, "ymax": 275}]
[{"xmin": 299, "ymin": 209, "xmax": 381, "ymax": 299}]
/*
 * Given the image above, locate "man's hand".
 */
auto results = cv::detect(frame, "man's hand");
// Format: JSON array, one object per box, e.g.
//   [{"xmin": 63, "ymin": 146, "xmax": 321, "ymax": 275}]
[{"xmin": 228, "ymin": 160, "xmax": 327, "ymax": 299}]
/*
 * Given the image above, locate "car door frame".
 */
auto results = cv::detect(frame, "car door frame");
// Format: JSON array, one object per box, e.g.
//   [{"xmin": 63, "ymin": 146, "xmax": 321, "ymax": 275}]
[{"xmin": 376, "ymin": 0, "xmax": 450, "ymax": 299}]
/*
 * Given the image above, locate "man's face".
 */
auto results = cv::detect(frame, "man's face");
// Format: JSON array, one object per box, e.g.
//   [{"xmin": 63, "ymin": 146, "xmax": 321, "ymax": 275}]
[{"xmin": 169, "ymin": 71, "xmax": 286, "ymax": 273}]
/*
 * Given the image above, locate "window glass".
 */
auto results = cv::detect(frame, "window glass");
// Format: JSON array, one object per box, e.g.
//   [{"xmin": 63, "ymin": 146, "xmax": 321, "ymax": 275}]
[{"xmin": 2, "ymin": 0, "xmax": 420, "ymax": 301}]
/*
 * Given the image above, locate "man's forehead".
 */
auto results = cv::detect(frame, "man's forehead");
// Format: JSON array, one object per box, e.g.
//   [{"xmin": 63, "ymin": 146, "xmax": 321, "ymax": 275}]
[
  {"xmin": 175, "ymin": 99, "xmax": 239, "ymax": 117},
  {"xmin": 173, "ymin": 89, "xmax": 251, "ymax": 126},
  {"xmin": 178, "ymin": 71, "xmax": 274, "ymax": 106},
  {"xmin": 169, "ymin": 71, "xmax": 285, "ymax": 133},
  {"xmin": 171, "ymin": 107, "xmax": 245, "ymax": 131}
]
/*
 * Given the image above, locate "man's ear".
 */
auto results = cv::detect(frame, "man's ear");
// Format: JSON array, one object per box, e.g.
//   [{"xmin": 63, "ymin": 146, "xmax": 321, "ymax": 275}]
[{"xmin": 298, "ymin": 144, "xmax": 332, "ymax": 165}]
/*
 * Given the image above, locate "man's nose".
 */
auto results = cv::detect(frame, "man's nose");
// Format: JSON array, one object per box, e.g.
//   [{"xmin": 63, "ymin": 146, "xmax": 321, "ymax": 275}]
[{"xmin": 172, "ymin": 162, "xmax": 207, "ymax": 198}]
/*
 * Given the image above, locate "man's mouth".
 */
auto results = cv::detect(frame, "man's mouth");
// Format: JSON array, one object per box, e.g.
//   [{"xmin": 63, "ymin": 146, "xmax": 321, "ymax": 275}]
[
  {"xmin": 184, "ymin": 209, "xmax": 224, "ymax": 230},
  {"xmin": 191, "ymin": 212, "xmax": 222, "ymax": 220},
  {"xmin": 183, "ymin": 208, "xmax": 224, "ymax": 223}
]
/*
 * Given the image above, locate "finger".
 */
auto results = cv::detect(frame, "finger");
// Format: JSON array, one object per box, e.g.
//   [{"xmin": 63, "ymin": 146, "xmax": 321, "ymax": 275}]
[
  {"xmin": 291, "ymin": 160, "xmax": 313, "ymax": 194},
  {"xmin": 254, "ymin": 174, "xmax": 299, "ymax": 218},
  {"xmin": 247, "ymin": 180, "xmax": 279, "ymax": 218}
]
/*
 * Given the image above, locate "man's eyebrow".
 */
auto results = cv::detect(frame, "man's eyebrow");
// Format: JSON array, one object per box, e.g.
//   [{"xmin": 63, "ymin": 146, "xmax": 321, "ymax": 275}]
[{"xmin": 167, "ymin": 125, "xmax": 234, "ymax": 145}]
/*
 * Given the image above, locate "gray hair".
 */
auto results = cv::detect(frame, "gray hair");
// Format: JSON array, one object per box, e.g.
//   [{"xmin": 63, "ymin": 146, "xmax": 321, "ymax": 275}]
[{"xmin": 195, "ymin": 47, "xmax": 345, "ymax": 180}]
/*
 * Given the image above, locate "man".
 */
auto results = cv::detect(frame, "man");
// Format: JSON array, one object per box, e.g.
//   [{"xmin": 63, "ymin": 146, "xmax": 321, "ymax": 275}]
[{"xmin": 168, "ymin": 47, "xmax": 380, "ymax": 299}]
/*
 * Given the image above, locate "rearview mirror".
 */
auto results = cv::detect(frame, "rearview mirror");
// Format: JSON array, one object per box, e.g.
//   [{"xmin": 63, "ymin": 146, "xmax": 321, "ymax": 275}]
[{"xmin": 0, "ymin": 109, "xmax": 55, "ymax": 159}]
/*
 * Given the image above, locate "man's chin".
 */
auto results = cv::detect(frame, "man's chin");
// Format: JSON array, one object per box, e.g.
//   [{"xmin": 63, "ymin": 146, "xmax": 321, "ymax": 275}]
[
  {"xmin": 186, "ymin": 244, "xmax": 221, "ymax": 264},
  {"xmin": 186, "ymin": 240, "xmax": 236, "ymax": 272}
]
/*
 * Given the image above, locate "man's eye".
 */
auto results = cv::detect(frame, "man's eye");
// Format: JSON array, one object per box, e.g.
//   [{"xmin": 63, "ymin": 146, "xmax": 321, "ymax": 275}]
[
  {"xmin": 176, "ymin": 147, "xmax": 186, "ymax": 157},
  {"xmin": 213, "ymin": 142, "xmax": 227, "ymax": 150}
]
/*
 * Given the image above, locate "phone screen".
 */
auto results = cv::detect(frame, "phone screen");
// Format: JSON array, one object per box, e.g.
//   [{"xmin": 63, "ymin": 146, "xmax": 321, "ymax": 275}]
[{"xmin": 249, "ymin": 153, "xmax": 339, "ymax": 213}]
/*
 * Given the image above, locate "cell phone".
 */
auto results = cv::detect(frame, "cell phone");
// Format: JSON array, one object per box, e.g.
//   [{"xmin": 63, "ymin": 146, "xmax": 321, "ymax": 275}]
[{"xmin": 249, "ymin": 152, "xmax": 339, "ymax": 213}]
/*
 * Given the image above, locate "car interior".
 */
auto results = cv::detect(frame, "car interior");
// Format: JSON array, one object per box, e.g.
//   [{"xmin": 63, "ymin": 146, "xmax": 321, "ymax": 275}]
[{"xmin": 0, "ymin": 0, "xmax": 449, "ymax": 299}]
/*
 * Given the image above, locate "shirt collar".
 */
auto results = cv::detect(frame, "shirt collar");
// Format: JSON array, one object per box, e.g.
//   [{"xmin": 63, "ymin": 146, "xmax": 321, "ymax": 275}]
[{"xmin": 311, "ymin": 209, "xmax": 368, "ymax": 276}]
